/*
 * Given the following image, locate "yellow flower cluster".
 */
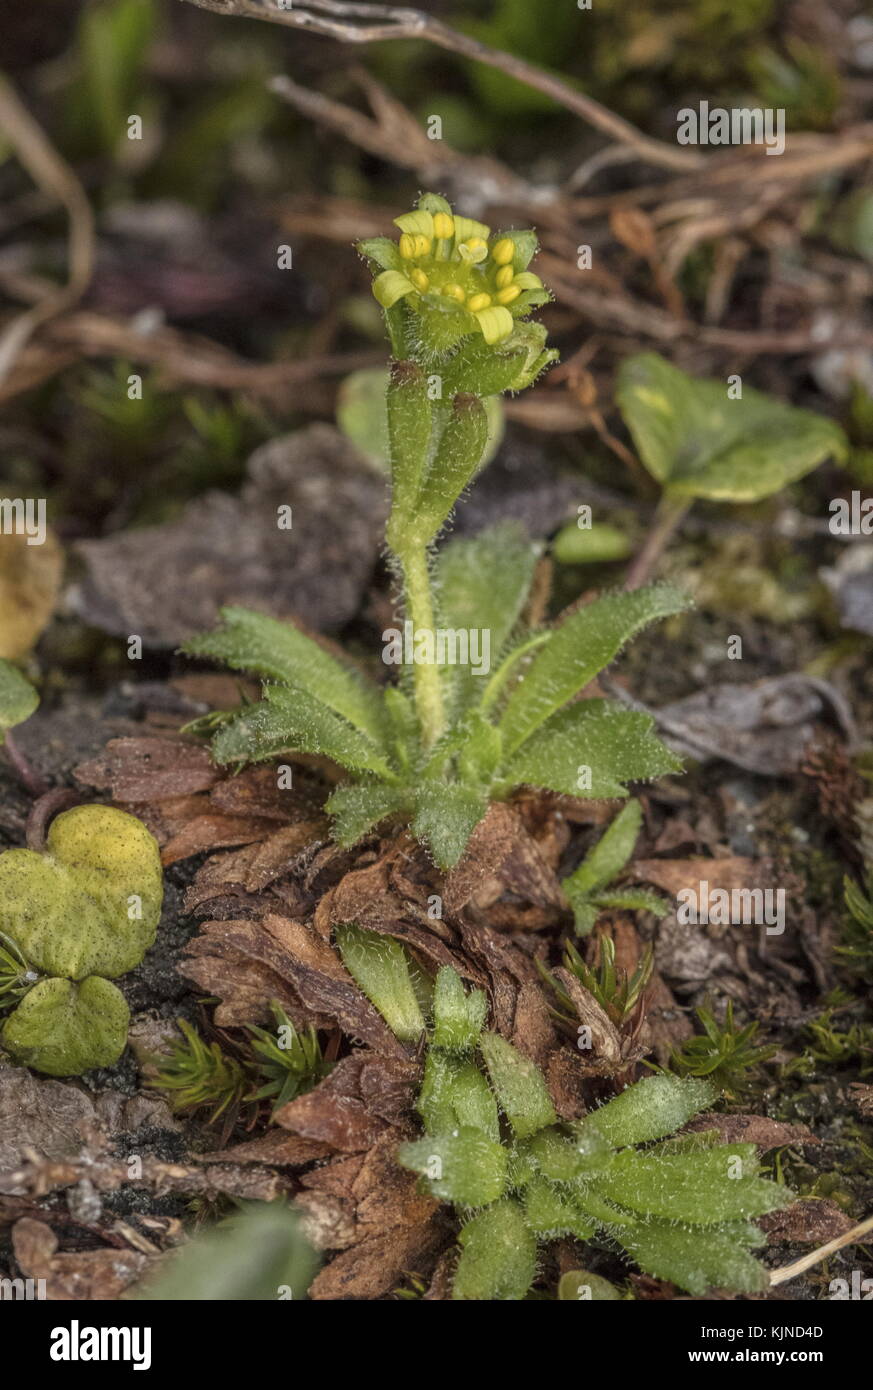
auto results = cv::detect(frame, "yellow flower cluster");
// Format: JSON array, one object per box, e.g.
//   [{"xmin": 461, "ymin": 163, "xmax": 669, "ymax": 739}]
[{"xmin": 371, "ymin": 205, "xmax": 545, "ymax": 346}]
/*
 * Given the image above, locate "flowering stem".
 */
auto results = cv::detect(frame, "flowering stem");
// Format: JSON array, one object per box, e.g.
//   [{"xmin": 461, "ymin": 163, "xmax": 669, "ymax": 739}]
[{"xmin": 397, "ymin": 539, "xmax": 445, "ymax": 747}]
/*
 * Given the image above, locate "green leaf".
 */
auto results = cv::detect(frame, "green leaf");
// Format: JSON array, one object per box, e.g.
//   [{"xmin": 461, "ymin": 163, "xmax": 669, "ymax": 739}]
[
  {"xmin": 386, "ymin": 360, "xmax": 432, "ymax": 546},
  {"xmin": 523, "ymin": 1176, "xmax": 597, "ymax": 1241},
  {"xmin": 0, "ymin": 805, "xmax": 162, "ymax": 981},
  {"xmin": 497, "ymin": 584, "xmax": 692, "ymax": 757},
  {"xmin": 479, "ymin": 1031, "xmax": 556, "ymax": 1139},
  {"xmin": 334, "ymin": 924, "xmax": 424, "ymax": 1043},
  {"xmin": 579, "ymin": 1074, "xmax": 717, "ymax": 1148},
  {"xmin": 523, "ymin": 1125, "xmax": 613, "ymax": 1181},
  {"xmin": 337, "ymin": 366, "xmax": 504, "ymax": 481},
  {"xmin": 553, "ymin": 521, "xmax": 633, "ymax": 565},
  {"xmin": 326, "ymin": 782, "xmax": 409, "ymax": 847},
  {"xmin": 617, "ymin": 352, "xmax": 848, "ymax": 502},
  {"xmin": 412, "ymin": 393, "xmax": 489, "ymax": 543},
  {"xmin": 137, "ymin": 1201, "xmax": 318, "ymax": 1301},
  {"xmin": 184, "ymin": 606, "xmax": 387, "ymax": 747},
  {"xmin": 439, "ymin": 336, "xmax": 529, "ymax": 398},
  {"xmin": 0, "ymin": 660, "xmax": 38, "ymax": 742},
  {"xmin": 434, "ymin": 521, "xmax": 539, "ymax": 716},
  {"xmin": 398, "ymin": 1128, "xmax": 507, "ymax": 1207},
  {"xmin": 1, "ymin": 976, "xmax": 129, "ymax": 1077},
  {"xmin": 497, "ymin": 701, "xmax": 682, "ymax": 799},
  {"xmin": 212, "ymin": 685, "xmax": 395, "ymax": 779},
  {"xmin": 432, "ymin": 966, "xmax": 488, "ymax": 1052},
  {"xmin": 595, "ymin": 1145, "xmax": 790, "ymax": 1224},
  {"xmin": 453, "ymin": 1200, "xmax": 537, "ymax": 1301},
  {"xmin": 356, "ymin": 237, "xmax": 402, "ymax": 272},
  {"xmin": 412, "ymin": 781, "xmax": 488, "ymax": 870},
  {"xmin": 616, "ymin": 1218, "xmax": 770, "ymax": 1296},
  {"xmin": 418, "ymin": 1050, "xmax": 499, "ymax": 1141},
  {"xmin": 564, "ymin": 800, "xmax": 643, "ymax": 897}
]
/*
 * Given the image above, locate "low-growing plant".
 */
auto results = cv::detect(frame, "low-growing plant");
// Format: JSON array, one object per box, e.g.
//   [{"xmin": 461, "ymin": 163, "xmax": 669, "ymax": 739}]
[
  {"xmin": 616, "ymin": 351, "xmax": 848, "ymax": 587},
  {"xmin": 840, "ymin": 867, "xmax": 873, "ymax": 973},
  {"xmin": 548, "ymin": 935, "xmax": 654, "ymax": 1028},
  {"xmin": 185, "ymin": 194, "xmax": 691, "ymax": 869},
  {"xmin": 561, "ymin": 799, "xmax": 669, "ymax": 935},
  {"xmin": 149, "ymin": 1003, "xmax": 330, "ymax": 1122},
  {"xmin": 0, "ymin": 805, "xmax": 163, "ymax": 1075},
  {"xmin": 668, "ymin": 999, "xmax": 776, "ymax": 1091},
  {"xmin": 335, "ymin": 928, "xmax": 792, "ymax": 1299}
]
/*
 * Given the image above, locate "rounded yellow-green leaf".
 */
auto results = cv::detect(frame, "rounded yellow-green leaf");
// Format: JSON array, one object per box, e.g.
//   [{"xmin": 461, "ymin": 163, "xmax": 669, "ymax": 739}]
[
  {"xmin": 0, "ymin": 805, "xmax": 163, "ymax": 980},
  {"xmin": 1, "ymin": 976, "xmax": 129, "ymax": 1076}
]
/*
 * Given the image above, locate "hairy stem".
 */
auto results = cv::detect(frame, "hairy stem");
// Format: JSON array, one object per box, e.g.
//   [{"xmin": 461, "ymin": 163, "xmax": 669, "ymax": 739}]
[{"xmin": 397, "ymin": 540, "xmax": 445, "ymax": 747}]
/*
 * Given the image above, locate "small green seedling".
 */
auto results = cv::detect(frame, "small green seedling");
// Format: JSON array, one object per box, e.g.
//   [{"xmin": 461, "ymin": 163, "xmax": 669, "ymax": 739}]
[
  {"xmin": 0, "ymin": 805, "xmax": 163, "ymax": 1075},
  {"xmin": 668, "ymin": 999, "xmax": 776, "ymax": 1091},
  {"xmin": 617, "ymin": 352, "xmax": 848, "ymax": 586},
  {"xmin": 150, "ymin": 1003, "xmax": 330, "ymax": 1121},
  {"xmin": 333, "ymin": 929, "xmax": 792, "ymax": 1299},
  {"xmin": 561, "ymin": 799, "xmax": 669, "ymax": 934},
  {"xmin": 840, "ymin": 868, "xmax": 873, "ymax": 973},
  {"xmin": 0, "ymin": 659, "xmax": 38, "ymax": 744},
  {"xmin": 548, "ymin": 935, "xmax": 653, "ymax": 1028}
]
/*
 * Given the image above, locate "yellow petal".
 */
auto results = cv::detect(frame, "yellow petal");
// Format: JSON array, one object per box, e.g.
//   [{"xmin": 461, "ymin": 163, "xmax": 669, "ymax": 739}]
[
  {"xmin": 453, "ymin": 215, "xmax": 491, "ymax": 245},
  {"xmin": 394, "ymin": 210, "xmax": 435, "ymax": 239},
  {"xmin": 474, "ymin": 306, "xmax": 514, "ymax": 344},
  {"xmin": 372, "ymin": 270, "xmax": 415, "ymax": 308}
]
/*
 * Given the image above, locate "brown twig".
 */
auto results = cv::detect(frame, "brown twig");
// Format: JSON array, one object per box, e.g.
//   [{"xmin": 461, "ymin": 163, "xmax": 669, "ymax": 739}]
[
  {"xmin": 0, "ymin": 73, "xmax": 96, "ymax": 386},
  {"xmin": 178, "ymin": 0, "xmax": 703, "ymax": 173},
  {"xmin": 768, "ymin": 1212, "xmax": 873, "ymax": 1287}
]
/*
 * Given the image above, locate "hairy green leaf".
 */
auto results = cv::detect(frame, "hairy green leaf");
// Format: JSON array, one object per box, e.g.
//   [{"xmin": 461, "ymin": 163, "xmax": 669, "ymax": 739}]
[
  {"xmin": 596, "ymin": 1145, "xmax": 788, "ymax": 1224},
  {"xmin": 453, "ymin": 1200, "xmax": 537, "ymax": 1301},
  {"xmin": 432, "ymin": 966, "xmax": 488, "ymax": 1052},
  {"xmin": 435, "ymin": 522, "xmax": 538, "ymax": 716},
  {"xmin": 184, "ymin": 606, "xmax": 387, "ymax": 746},
  {"xmin": 617, "ymin": 1218, "xmax": 770, "ymax": 1296},
  {"xmin": 418, "ymin": 1051, "xmax": 499, "ymax": 1141},
  {"xmin": 412, "ymin": 780, "xmax": 488, "ymax": 869},
  {"xmin": 580, "ymin": 1074, "xmax": 717, "ymax": 1148},
  {"xmin": 334, "ymin": 923, "xmax": 424, "ymax": 1043},
  {"xmin": 326, "ymin": 782, "xmax": 409, "ymax": 846},
  {"xmin": 498, "ymin": 585, "xmax": 692, "ymax": 757},
  {"xmin": 565, "ymin": 800, "xmax": 643, "ymax": 897},
  {"xmin": 212, "ymin": 685, "xmax": 396, "ymax": 779},
  {"xmin": 399, "ymin": 1128, "xmax": 508, "ymax": 1207},
  {"xmin": 497, "ymin": 701, "xmax": 682, "ymax": 799},
  {"xmin": 479, "ymin": 1031, "xmax": 556, "ymax": 1139},
  {"xmin": 523, "ymin": 1176, "xmax": 597, "ymax": 1241},
  {"xmin": 413, "ymin": 394, "xmax": 489, "ymax": 543}
]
